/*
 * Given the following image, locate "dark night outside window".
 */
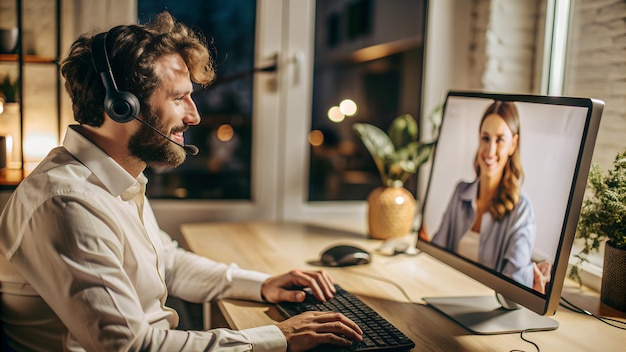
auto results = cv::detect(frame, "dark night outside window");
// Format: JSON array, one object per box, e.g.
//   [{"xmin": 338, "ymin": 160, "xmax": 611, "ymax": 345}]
[{"xmin": 138, "ymin": 0, "xmax": 256, "ymax": 200}]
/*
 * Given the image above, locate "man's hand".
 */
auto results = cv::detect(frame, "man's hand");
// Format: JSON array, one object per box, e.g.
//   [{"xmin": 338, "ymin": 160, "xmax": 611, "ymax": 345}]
[
  {"xmin": 262, "ymin": 270, "xmax": 363, "ymax": 350},
  {"xmin": 276, "ymin": 311, "xmax": 363, "ymax": 352},
  {"xmin": 261, "ymin": 269, "xmax": 336, "ymax": 303}
]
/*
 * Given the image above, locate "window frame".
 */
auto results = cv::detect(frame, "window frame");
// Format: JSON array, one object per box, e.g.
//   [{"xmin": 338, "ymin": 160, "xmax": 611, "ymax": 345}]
[
  {"xmin": 151, "ymin": 0, "xmax": 285, "ymax": 238},
  {"xmin": 276, "ymin": 0, "xmax": 368, "ymax": 230}
]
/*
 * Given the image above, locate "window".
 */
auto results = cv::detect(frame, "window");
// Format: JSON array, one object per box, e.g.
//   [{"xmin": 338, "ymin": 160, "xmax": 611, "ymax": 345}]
[
  {"xmin": 143, "ymin": 1, "xmax": 430, "ymax": 234},
  {"xmin": 307, "ymin": 0, "xmax": 428, "ymax": 202},
  {"xmin": 138, "ymin": 0, "xmax": 257, "ymax": 200},
  {"xmin": 140, "ymin": 0, "xmax": 428, "ymax": 205}
]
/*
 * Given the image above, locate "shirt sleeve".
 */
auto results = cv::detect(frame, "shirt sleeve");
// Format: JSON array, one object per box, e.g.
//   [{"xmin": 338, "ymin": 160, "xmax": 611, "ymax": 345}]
[
  {"xmin": 431, "ymin": 182, "xmax": 471, "ymax": 249},
  {"xmin": 128, "ymin": 325, "xmax": 286, "ymax": 352},
  {"xmin": 500, "ymin": 196, "xmax": 536, "ymax": 287},
  {"xmin": 9, "ymin": 195, "xmax": 285, "ymax": 352},
  {"xmin": 159, "ymin": 230, "xmax": 271, "ymax": 303}
]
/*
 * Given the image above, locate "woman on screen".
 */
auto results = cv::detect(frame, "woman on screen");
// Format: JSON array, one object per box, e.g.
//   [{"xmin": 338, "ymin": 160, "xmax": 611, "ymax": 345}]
[{"xmin": 431, "ymin": 101, "xmax": 548, "ymax": 292}]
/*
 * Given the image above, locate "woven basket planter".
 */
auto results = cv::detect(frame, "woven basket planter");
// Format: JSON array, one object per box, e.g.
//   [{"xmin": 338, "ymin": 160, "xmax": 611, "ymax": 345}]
[
  {"xmin": 367, "ymin": 186, "xmax": 415, "ymax": 240},
  {"xmin": 601, "ymin": 241, "xmax": 626, "ymax": 312}
]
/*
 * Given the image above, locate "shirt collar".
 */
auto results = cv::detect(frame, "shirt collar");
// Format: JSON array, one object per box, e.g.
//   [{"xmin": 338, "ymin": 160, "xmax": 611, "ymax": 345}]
[
  {"xmin": 62, "ymin": 125, "xmax": 142, "ymax": 198},
  {"xmin": 461, "ymin": 179, "xmax": 479, "ymax": 202},
  {"xmin": 120, "ymin": 174, "xmax": 148, "ymax": 202}
]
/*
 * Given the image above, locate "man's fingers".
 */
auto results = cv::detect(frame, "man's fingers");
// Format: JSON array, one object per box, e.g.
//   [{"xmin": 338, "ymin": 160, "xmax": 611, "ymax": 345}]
[
  {"xmin": 309, "ymin": 312, "xmax": 363, "ymax": 337},
  {"xmin": 276, "ymin": 311, "xmax": 363, "ymax": 352},
  {"xmin": 277, "ymin": 289, "xmax": 306, "ymax": 303},
  {"xmin": 283, "ymin": 270, "xmax": 334, "ymax": 302},
  {"xmin": 261, "ymin": 269, "xmax": 338, "ymax": 303},
  {"xmin": 315, "ymin": 332, "xmax": 355, "ymax": 348},
  {"xmin": 297, "ymin": 270, "xmax": 336, "ymax": 301}
]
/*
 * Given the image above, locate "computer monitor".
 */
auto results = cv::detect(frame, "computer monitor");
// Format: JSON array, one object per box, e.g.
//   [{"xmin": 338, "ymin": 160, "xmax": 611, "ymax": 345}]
[{"xmin": 417, "ymin": 91, "xmax": 604, "ymax": 334}]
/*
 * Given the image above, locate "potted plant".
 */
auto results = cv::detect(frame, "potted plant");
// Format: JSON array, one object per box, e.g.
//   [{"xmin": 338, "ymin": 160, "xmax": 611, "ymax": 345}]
[
  {"xmin": 353, "ymin": 113, "xmax": 436, "ymax": 239},
  {"xmin": 0, "ymin": 74, "xmax": 19, "ymax": 104},
  {"xmin": 569, "ymin": 150, "xmax": 626, "ymax": 311}
]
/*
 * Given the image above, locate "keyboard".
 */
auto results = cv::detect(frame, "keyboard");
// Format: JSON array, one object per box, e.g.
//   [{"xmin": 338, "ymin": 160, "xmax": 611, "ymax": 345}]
[{"xmin": 276, "ymin": 285, "xmax": 415, "ymax": 351}]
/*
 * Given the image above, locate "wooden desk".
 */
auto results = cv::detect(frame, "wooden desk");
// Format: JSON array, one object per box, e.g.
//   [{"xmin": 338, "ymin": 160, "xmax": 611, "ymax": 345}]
[{"xmin": 181, "ymin": 221, "xmax": 624, "ymax": 352}]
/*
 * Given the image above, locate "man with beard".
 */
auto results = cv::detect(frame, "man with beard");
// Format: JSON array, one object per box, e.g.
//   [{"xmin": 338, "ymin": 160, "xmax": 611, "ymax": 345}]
[{"xmin": 0, "ymin": 11, "xmax": 362, "ymax": 352}]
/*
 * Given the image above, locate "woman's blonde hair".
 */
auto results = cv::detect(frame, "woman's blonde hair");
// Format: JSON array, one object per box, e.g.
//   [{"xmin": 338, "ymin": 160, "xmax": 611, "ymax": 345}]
[{"xmin": 474, "ymin": 101, "xmax": 524, "ymax": 221}]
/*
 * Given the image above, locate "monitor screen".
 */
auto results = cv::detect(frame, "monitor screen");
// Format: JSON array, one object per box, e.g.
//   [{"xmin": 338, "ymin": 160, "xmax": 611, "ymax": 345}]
[{"xmin": 417, "ymin": 91, "xmax": 603, "ymax": 334}]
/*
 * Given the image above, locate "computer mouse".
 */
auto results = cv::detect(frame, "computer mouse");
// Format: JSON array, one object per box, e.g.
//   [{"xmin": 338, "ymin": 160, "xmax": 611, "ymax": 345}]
[{"xmin": 320, "ymin": 245, "xmax": 371, "ymax": 267}]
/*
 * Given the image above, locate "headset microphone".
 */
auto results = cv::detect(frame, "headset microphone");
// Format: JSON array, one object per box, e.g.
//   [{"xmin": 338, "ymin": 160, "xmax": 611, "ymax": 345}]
[
  {"xmin": 91, "ymin": 30, "xmax": 199, "ymax": 156},
  {"xmin": 133, "ymin": 117, "xmax": 199, "ymax": 156}
]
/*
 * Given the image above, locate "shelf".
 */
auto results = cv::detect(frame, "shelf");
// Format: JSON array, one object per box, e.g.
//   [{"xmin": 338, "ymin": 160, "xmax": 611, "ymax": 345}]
[
  {"xmin": 1, "ymin": 0, "xmax": 62, "ymax": 189},
  {"xmin": 0, "ymin": 168, "xmax": 25, "ymax": 190},
  {"xmin": 0, "ymin": 54, "xmax": 58, "ymax": 64}
]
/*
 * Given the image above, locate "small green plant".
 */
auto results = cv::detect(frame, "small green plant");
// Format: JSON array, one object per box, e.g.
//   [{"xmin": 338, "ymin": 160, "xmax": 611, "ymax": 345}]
[
  {"xmin": 0, "ymin": 74, "xmax": 19, "ymax": 103},
  {"xmin": 353, "ymin": 114, "xmax": 436, "ymax": 187},
  {"xmin": 569, "ymin": 150, "xmax": 626, "ymax": 284}
]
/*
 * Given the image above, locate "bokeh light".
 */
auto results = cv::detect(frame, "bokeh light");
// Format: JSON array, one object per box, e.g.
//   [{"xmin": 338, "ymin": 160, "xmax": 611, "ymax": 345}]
[
  {"xmin": 308, "ymin": 129, "xmax": 324, "ymax": 146},
  {"xmin": 327, "ymin": 106, "xmax": 345, "ymax": 123},
  {"xmin": 339, "ymin": 99, "xmax": 357, "ymax": 116},
  {"xmin": 216, "ymin": 124, "xmax": 234, "ymax": 142}
]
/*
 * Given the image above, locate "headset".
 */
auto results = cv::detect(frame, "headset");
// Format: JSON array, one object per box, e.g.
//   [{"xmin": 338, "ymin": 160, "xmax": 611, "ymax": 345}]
[
  {"xmin": 91, "ymin": 31, "xmax": 140, "ymax": 123},
  {"xmin": 90, "ymin": 31, "xmax": 199, "ymax": 155}
]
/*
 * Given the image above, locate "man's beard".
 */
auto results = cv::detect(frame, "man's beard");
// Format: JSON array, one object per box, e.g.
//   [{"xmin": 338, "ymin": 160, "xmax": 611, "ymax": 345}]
[{"xmin": 128, "ymin": 108, "xmax": 187, "ymax": 168}]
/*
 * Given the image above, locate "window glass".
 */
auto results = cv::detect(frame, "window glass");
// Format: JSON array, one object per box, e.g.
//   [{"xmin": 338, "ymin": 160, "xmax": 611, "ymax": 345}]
[
  {"xmin": 308, "ymin": 0, "xmax": 428, "ymax": 201},
  {"xmin": 138, "ymin": 0, "xmax": 256, "ymax": 199}
]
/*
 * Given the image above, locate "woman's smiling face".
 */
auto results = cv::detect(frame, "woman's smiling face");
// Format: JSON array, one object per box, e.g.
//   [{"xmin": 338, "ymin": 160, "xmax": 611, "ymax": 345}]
[{"xmin": 477, "ymin": 113, "xmax": 519, "ymax": 179}]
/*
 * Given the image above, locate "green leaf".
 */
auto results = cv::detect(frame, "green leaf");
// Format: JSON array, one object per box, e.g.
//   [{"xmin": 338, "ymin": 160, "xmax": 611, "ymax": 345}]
[
  {"xmin": 388, "ymin": 114, "xmax": 418, "ymax": 150},
  {"xmin": 353, "ymin": 113, "xmax": 437, "ymax": 186},
  {"xmin": 353, "ymin": 123, "xmax": 395, "ymax": 183},
  {"xmin": 1, "ymin": 75, "xmax": 19, "ymax": 103},
  {"xmin": 570, "ymin": 150, "xmax": 626, "ymax": 285}
]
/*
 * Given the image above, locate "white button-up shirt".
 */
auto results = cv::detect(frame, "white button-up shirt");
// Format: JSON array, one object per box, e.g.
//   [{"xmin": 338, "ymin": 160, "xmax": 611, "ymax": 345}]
[{"xmin": 0, "ymin": 125, "xmax": 287, "ymax": 351}]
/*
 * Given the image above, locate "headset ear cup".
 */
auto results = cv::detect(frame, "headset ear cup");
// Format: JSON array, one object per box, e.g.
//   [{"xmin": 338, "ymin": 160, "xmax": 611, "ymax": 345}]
[
  {"xmin": 104, "ymin": 90, "xmax": 141, "ymax": 123},
  {"xmin": 93, "ymin": 31, "xmax": 141, "ymax": 124}
]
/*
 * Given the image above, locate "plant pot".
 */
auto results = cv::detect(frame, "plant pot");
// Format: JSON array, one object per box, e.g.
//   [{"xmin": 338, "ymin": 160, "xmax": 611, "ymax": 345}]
[
  {"xmin": 601, "ymin": 241, "xmax": 626, "ymax": 312},
  {"xmin": 367, "ymin": 185, "xmax": 416, "ymax": 240},
  {"xmin": 0, "ymin": 27, "xmax": 18, "ymax": 54}
]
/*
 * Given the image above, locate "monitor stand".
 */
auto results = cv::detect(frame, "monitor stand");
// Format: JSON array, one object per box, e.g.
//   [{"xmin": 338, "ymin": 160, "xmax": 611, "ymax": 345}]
[{"xmin": 423, "ymin": 294, "xmax": 558, "ymax": 335}]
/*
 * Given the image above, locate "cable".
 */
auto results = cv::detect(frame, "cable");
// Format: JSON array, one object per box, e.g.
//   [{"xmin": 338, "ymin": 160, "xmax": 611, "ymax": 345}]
[
  {"xmin": 345, "ymin": 266, "xmax": 626, "ymax": 352},
  {"xmin": 343, "ymin": 268, "xmax": 414, "ymax": 303},
  {"xmin": 509, "ymin": 328, "xmax": 543, "ymax": 352},
  {"xmin": 345, "ymin": 269, "xmax": 546, "ymax": 352},
  {"xmin": 560, "ymin": 296, "xmax": 626, "ymax": 330}
]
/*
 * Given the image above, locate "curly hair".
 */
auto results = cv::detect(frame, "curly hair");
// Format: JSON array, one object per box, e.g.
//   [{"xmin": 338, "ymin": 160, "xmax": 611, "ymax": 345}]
[
  {"xmin": 474, "ymin": 101, "xmax": 524, "ymax": 221},
  {"xmin": 60, "ymin": 11, "xmax": 215, "ymax": 126}
]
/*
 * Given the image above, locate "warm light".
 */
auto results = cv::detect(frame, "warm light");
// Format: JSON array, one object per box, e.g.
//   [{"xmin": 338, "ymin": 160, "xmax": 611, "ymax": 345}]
[
  {"xmin": 23, "ymin": 132, "xmax": 58, "ymax": 163},
  {"xmin": 0, "ymin": 103, "xmax": 21, "ymax": 168},
  {"xmin": 174, "ymin": 188, "xmax": 188, "ymax": 198},
  {"xmin": 216, "ymin": 124, "xmax": 234, "ymax": 142},
  {"xmin": 0, "ymin": 101, "xmax": 4, "ymax": 115},
  {"xmin": 327, "ymin": 106, "xmax": 345, "ymax": 123},
  {"xmin": 308, "ymin": 130, "xmax": 324, "ymax": 146},
  {"xmin": 5, "ymin": 135, "xmax": 12, "ymax": 163},
  {"xmin": 339, "ymin": 99, "xmax": 357, "ymax": 116}
]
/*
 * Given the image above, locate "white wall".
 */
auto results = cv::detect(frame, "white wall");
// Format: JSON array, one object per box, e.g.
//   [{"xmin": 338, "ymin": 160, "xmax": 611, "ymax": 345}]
[{"xmin": 563, "ymin": 0, "xmax": 626, "ymax": 171}]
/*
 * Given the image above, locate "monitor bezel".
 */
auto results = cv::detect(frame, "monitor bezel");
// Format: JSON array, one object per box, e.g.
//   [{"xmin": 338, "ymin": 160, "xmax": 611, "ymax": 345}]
[{"xmin": 416, "ymin": 90, "xmax": 604, "ymax": 316}]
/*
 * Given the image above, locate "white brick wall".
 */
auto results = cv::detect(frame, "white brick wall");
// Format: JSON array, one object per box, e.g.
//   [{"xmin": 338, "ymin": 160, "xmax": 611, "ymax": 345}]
[
  {"xmin": 469, "ymin": 0, "xmax": 543, "ymax": 93},
  {"xmin": 564, "ymin": 0, "xmax": 626, "ymax": 170}
]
